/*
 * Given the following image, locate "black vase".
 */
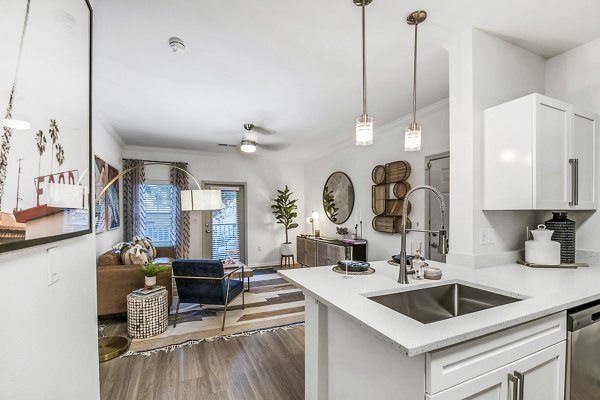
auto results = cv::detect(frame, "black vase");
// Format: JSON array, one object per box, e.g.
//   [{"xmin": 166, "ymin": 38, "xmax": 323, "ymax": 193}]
[{"xmin": 544, "ymin": 212, "xmax": 576, "ymax": 263}]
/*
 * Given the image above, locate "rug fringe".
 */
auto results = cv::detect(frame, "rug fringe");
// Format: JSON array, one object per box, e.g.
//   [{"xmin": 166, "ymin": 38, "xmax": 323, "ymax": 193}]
[{"xmin": 121, "ymin": 322, "xmax": 305, "ymax": 358}]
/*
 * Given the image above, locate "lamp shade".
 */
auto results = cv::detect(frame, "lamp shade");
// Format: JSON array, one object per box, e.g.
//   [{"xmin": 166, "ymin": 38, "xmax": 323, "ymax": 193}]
[
  {"xmin": 181, "ymin": 189, "xmax": 223, "ymax": 211},
  {"xmin": 47, "ymin": 183, "xmax": 87, "ymax": 209}
]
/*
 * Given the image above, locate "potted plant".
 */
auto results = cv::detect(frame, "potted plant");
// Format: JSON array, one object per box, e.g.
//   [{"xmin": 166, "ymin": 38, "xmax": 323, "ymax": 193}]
[
  {"xmin": 271, "ymin": 185, "xmax": 299, "ymax": 256},
  {"xmin": 139, "ymin": 261, "xmax": 169, "ymax": 289}
]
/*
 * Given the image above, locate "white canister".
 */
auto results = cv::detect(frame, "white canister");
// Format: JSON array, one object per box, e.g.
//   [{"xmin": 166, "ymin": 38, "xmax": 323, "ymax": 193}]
[{"xmin": 525, "ymin": 224, "xmax": 561, "ymax": 265}]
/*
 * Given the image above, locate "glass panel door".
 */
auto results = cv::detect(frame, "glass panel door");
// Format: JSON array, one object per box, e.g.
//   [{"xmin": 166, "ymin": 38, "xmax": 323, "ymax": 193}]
[{"xmin": 202, "ymin": 183, "xmax": 246, "ymax": 263}]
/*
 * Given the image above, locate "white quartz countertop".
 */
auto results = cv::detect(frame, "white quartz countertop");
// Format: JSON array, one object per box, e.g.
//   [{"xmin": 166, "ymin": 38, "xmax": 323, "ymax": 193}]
[{"xmin": 278, "ymin": 260, "xmax": 600, "ymax": 357}]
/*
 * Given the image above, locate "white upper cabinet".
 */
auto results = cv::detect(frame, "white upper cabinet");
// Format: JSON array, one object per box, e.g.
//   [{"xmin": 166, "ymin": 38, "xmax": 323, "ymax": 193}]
[{"xmin": 483, "ymin": 93, "xmax": 598, "ymax": 210}]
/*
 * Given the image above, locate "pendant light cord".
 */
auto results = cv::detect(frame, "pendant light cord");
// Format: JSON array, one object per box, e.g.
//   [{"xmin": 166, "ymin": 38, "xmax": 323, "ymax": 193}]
[
  {"xmin": 412, "ymin": 22, "xmax": 418, "ymax": 125},
  {"xmin": 362, "ymin": 0, "xmax": 367, "ymax": 116}
]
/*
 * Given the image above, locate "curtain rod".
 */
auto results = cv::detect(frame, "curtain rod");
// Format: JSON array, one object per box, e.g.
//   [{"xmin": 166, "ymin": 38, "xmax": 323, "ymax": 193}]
[{"xmin": 122, "ymin": 158, "xmax": 188, "ymax": 165}]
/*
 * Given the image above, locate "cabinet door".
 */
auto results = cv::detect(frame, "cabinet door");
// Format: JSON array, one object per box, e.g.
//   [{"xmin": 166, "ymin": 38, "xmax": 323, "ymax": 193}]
[
  {"xmin": 570, "ymin": 108, "xmax": 597, "ymax": 210},
  {"xmin": 327, "ymin": 245, "xmax": 346, "ymax": 265},
  {"xmin": 297, "ymin": 238, "xmax": 317, "ymax": 267},
  {"xmin": 427, "ymin": 366, "xmax": 508, "ymax": 400},
  {"xmin": 316, "ymin": 242, "xmax": 328, "ymax": 266},
  {"xmin": 297, "ymin": 238, "xmax": 306, "ymax": 266},
  {"xmin": 508, "ymin": 341, "xmax": 565, "ymax": 400},
  {"xmin": 304, "ymin": 239, "xmax": 317, "ymax": 267},
  {"xmin": 535, "ymin": 96, "xmax": 571, "ymax": 209}
]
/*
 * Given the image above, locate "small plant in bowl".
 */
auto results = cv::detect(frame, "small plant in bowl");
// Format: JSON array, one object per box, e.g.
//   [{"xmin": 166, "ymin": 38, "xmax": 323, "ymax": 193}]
[
  {"xmin": 139, "ymin": 261, "xmax": 169, "ymax": 289},
  {"xmin": 336, "ymin": 227, "xmax": 349, "ymax": 237}
]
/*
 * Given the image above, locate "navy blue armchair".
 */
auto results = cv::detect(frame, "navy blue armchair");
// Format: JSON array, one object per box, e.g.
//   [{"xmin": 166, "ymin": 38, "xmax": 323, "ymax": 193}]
[{"xmin": 172, "ymin": 259, "xmax": 245, "ymax": 330}]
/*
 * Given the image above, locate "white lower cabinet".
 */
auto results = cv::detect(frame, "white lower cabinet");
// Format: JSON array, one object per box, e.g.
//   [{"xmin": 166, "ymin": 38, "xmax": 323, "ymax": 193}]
[{"xmin": 427, "ymin": 342, "xmax": 565, "ymax": 400}]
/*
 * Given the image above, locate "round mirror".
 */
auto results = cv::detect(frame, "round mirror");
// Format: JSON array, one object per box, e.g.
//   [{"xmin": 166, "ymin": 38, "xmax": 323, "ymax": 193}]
[{"xmin": 322, "ymin": 172, "xmax": 354, "ymax": 224}]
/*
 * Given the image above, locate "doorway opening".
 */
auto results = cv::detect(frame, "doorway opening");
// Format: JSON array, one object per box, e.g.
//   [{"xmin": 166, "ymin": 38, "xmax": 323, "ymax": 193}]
[
  {"xmin": 201, "ymin": 182, "xmax": 247, "ymax": 264},
  {"xmin": 425, "ymin": 152, "xmax": 450, "ymax": 262}
]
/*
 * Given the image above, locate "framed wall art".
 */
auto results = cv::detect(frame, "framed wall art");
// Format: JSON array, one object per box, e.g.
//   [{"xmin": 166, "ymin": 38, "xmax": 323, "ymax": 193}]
[
  {"xmin": 94, "ymin": 156, "xmax": 120, "ymax": 233},
  {"xmin": 0, "ymin": 0, "xmax": 92, "ymax": 252},
  {"xmin": 94, "ymin": 156, "xmax": 107, "ymax": 233}
]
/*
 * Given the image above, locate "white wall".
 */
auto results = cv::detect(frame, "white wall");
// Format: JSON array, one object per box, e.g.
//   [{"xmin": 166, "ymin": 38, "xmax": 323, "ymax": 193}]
[
  {"xmin": 304, "ymin": 100, "xmax": 449, "ymax": 262},
  {"xmin": 123, "ymin": 146, "xmax": 305, "ymax": 267},
  {"xmin": 93, "ymin": 118, "xmax": 124, "ymax": 256},
  {"xmin": 546, "ymin": 37, "xmax": 600, "ymax": 256},
  {"xmin": 447, "ymin": 28, "xmax": 546, "ymax": 267},
  {"xmin": 0, "ymin": 236, "xmax": 100, "ymax": 400}
]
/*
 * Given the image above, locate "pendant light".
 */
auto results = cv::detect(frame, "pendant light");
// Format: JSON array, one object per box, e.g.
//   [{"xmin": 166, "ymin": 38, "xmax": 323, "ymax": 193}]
[
  {"xmin": 355, "ymin": 0, "xmax": 374, "ymax": 146},
  {"xmin": 404, "ymin": 10, "xmax": 427, "ymax": 152}
]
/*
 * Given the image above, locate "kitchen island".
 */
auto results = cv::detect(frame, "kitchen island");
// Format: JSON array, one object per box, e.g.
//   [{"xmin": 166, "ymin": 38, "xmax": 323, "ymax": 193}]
[{"xmin": 279, "ymin": 260, "xmax": 600, "ymax": 399}]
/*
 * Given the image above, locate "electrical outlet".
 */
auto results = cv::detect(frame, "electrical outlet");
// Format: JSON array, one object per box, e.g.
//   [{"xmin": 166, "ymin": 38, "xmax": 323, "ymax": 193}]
[
  {"xmin": 479, "ymin": 228, "xmax": 489, "ymax": 245},
  {"xmin": 488, "ymin": 228, "xmax": 496, "ymax": 244}
]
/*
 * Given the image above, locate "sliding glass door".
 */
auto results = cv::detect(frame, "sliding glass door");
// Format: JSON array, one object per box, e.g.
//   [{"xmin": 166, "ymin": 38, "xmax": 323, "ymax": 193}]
[{"xmin": 202, "ymin": 183, "xmax": 247, "ymax": 263}]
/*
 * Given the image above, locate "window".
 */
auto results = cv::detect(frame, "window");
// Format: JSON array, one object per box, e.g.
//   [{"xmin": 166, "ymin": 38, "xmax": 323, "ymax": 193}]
[{"xmin": 143, "ymin": 184, "xmax": 173, "ymax": 246}]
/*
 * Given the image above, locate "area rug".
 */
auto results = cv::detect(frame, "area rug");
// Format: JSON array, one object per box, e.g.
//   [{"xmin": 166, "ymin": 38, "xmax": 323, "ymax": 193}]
[{"xmin": 123, "ymin": 267, "xmax": 305, "ymax": 356}]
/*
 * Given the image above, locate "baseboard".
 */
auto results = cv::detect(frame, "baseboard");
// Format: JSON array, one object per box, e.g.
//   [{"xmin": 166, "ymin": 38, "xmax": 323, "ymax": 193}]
[
  {"xmin": 446, "ymin": 250, "xmax": 523, "ymax": 268},
  {"xmin": 248, "ymin": 261, "xmax": 283, "ymax": 268}
]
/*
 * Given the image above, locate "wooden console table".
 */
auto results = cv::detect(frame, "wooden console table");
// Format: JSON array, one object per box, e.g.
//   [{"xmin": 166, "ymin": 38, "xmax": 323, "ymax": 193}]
[{"xmin": 296, "ymin": 236, "xmax": 367, "ymax": 267}]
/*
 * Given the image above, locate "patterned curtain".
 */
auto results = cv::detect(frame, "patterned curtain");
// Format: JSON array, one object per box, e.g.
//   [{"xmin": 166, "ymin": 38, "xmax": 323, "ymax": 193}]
[
  {"xmin": 170, "ymin": 162, "xmax": 190, "ymax": 259},
  {"xmin": 123, "ymin": 159, "xmax": 146, "ymax": 241}
]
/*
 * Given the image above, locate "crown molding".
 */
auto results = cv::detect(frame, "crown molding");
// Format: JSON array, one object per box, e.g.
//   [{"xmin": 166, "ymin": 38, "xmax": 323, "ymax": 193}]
[{"xmin": 304, "ymin": 98, "xmax": 449, "ymax": 163}]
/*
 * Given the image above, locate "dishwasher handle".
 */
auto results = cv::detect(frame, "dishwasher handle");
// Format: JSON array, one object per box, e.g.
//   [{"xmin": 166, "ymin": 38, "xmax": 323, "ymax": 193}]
[{"xmin": 568, "ymin": 303, "xmax": 600, "ymax": 332}]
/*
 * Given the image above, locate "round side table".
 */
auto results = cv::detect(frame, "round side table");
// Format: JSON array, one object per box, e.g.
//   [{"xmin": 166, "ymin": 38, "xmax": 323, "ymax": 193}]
[{"xmin": 127, "ymin": 288, "xmax": 169, "ymax": 339}]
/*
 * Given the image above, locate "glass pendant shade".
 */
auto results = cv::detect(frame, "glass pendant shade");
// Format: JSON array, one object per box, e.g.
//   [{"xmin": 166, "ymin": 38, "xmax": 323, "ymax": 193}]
[
  {"xmin": 240, "ymin": 140, "xmax": 257, "ymax": 153},
  {"xmin": 355, "ymin": 114, "xmax": 374, "ymax": 146},
  {"xmin": 3, "ymin": 118, "xmax": 30, "ymax": 130},
  {"xmin": 404, "ymin": 123, "xmax": 422, "ymax": 152}
]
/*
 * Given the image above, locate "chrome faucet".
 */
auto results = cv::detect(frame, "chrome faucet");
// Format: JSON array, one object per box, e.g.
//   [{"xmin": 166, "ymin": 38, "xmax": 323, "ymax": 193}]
[{"xmin": 398, "ymin": 185, "xmax": 449, "ymax": 284}]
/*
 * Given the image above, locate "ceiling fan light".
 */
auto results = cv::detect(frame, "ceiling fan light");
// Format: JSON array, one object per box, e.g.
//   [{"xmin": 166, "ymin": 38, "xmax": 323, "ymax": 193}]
[
  {"xmin": 3, "ymin": 118, "xmax": 31, "ymax": 130},
  {"xmin": 404, "ymin": 123, "xmax": 421, "ymax": 152},
  {"xmin": 240, "ymin": 139, "xmax": 257, "ymax": 153},
  {"xmin": 356, "ymin": 114, "xmax": 373, "ymax": 146}
]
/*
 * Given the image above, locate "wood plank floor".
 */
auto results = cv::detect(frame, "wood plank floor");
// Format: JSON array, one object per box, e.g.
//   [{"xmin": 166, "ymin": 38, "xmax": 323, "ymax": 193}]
[{"xmin": 99, "ymin": 323, "xmax": 305, "ymax": 400}]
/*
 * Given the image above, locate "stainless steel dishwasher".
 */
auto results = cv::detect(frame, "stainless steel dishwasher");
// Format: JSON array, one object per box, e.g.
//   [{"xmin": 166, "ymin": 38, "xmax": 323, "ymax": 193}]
[{"xmin": 567, "ymin": 302, "xmax": 600, "ymax": 400}]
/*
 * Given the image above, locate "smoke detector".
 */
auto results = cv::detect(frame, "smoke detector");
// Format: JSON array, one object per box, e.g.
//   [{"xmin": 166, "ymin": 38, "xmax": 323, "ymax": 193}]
[{"xmin": 168, "ymin": 37, "xmax": 185, "ymax": 52}]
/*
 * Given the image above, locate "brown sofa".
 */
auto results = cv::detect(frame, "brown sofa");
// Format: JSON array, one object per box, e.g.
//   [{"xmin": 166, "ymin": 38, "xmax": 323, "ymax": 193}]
[{"xmin": 97, "ymin": 246, "xmax": 175, "ymax": 316}]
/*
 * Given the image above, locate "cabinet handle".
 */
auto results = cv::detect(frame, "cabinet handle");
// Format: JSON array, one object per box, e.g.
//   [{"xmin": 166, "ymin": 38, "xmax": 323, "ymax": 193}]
[
  {"xmin": 514, "ymin": 371, "xmax": 525, "ymax": 400},
  {"xmin": 569, "ymin": 158, "xmax": 579, "ymax": 206},
  {"xmin": 508, "ymin": 373, "xmax": 518, "ymax": 400}
]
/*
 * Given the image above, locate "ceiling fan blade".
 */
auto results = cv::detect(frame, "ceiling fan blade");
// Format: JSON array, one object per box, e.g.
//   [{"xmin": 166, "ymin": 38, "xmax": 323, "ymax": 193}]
[
  {"xmin": 259, "ymin": 142, "xmax": 290, "ymax": 151},
  {"xmin": 252, "ymin": 125, "xmax": 276, "ymax": 135}
]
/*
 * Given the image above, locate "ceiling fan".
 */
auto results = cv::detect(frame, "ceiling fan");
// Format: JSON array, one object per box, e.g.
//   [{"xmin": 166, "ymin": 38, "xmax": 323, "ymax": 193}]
[{"xmin": 218, "ymin": 124, "xmax": 288, "ymax": 153}]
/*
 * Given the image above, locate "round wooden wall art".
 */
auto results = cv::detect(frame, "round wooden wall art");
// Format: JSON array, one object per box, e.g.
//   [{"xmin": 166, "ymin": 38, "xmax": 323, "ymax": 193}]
[{"xmin": 372, "ymin": 165, "xmax": 385, "ymax": 184}]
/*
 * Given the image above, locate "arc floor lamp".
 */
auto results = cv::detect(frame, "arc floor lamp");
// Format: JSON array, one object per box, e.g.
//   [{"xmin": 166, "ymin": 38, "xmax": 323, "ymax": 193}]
[{"xmin": 48, "ymin": 161, "xmax": 222, "ymax": 211}]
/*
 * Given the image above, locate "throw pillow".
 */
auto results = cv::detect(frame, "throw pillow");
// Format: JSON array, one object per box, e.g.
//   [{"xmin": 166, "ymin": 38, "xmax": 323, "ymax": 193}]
[
  {"xmin": 121, "ymin": 244, "xmax": 151, "ymax": 265},
  {"xmin": 132, "ymin": 236, "xmax": 157, "ymax": 259}
]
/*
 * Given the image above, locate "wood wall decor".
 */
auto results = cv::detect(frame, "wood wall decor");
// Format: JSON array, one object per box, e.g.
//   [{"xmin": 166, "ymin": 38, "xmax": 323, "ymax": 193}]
[{"xmin": 371, "ymin": 161, "xmax": 412, "ymax": 233}]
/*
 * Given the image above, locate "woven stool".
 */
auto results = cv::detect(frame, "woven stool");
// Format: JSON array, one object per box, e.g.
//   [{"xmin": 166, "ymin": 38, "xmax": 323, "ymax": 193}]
[
  {"xmin": 127, "ymin": 288, "xmax": 169, "ymax": 339},
  {"xmin": 280, "ymin": 254, "xmax": 294, "ymax": 268}
]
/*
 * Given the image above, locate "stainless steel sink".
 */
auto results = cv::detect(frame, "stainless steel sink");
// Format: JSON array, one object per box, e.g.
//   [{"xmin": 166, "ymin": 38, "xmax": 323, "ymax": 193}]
[{"xmin": 367, "ymin": 283, "xmax": 522, "ymax": 324}]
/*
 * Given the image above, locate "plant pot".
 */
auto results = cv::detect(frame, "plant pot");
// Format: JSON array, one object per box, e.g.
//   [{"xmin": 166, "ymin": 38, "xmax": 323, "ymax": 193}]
[
  {"xmin": 144, "ymin": 276, "xmax": 157, "ymax": 289},
  {"xmin": 280, "ymin": 243, "xmax": 294, "ymax": 256}
]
